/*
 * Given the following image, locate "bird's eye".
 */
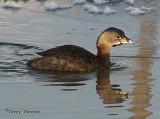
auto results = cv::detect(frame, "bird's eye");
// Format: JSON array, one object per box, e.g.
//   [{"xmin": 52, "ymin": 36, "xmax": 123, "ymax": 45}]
[{"xmin": 116, "ymin": 35, "xmax": 121, "ymax": 39}]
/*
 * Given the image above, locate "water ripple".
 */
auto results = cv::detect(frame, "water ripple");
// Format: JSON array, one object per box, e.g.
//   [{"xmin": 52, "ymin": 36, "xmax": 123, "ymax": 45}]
[{"xmin": 0, "ymin": 42, "xmax": 42, "ymax": 79}]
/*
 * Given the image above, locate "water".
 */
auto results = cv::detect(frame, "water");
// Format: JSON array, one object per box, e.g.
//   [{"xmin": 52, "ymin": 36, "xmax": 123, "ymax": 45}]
[{"xmin": 0, "ymin": 0, "xmax": 160, "ymax": 119}]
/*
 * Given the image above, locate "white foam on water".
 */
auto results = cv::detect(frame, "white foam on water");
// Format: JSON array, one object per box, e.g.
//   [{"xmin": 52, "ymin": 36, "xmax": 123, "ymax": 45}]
[
  {"xmin": 129, "ymin": 8, "xmax": 146, "ymax": 15},
  {"xmin": 125, "ymin": 6, "xmax": 134, "ymax": 12},
  {"xmin": 103, "ymin": 7, "xmax": 116, "ymax": 14},
  {"xmin": 84, "ymin": 4, "xmax": 102, "ymax": 13},
  {"xmin": 3, "ymin": 2, "xmax": 22, "ymax": 9},
  {"xmin": 84, "ymin": 4, "xmax": 115, "ymax": 14},
  {"xmin": 125, "ymin": 6, "xmax": 156, "ymax": 16},
  {"xmin": 45, "ymin": 2, "xmax": 71, "ymax": 11},
  {"xmin": 141, "ymin": 6, "xmax": 156, "ymax": 12},
  {"xmin": 125, "ymin": 7, "xmax": 146, "ymax": 15}
]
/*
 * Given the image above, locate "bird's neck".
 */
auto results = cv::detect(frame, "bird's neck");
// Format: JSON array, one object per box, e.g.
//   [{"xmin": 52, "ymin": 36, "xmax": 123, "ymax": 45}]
[
  {"xmin": 96, "ymin": 45, "xmax": 111, "ymax": 66},
  {"xmin": 97, "ymin": 44, "xmax": 111, "ymax": 56}
]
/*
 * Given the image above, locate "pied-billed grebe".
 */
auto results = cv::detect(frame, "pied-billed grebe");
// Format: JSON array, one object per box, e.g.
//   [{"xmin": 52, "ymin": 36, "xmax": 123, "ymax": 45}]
[{"xmin": 27, "ymin": 27, "xmax": 133, "ymax": 72}]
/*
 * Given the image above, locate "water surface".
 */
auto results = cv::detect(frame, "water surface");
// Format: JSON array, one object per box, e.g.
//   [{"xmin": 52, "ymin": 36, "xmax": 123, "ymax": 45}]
[{"xmin": 0, "ymin": 0, "xmax": 160, "ymax": 119}]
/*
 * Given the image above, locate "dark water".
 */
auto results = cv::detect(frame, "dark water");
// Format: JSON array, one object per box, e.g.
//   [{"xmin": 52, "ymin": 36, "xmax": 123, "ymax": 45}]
[{"xmin": 0, "ymin": 0, "xmax": 160, "ymax": 119}]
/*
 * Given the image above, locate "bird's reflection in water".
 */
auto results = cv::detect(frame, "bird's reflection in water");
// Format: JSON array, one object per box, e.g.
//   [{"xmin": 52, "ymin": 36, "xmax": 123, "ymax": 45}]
[
  {"xmin": 96, "ymin": 68, "xmax": 131, "ymax": 104},
  {"xmin": 34, "ymin": 70, "xmax": 95, "ymax": 86},
  {"xmin": 34, "ymin": 67, "xmax": 131, "ymax": 104}
]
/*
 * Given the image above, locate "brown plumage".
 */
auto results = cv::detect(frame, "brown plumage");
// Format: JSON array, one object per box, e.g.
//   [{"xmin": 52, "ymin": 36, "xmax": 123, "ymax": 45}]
[{"xmin": 27, "ymin": 27, "xmax": 133, "ymax": 72}]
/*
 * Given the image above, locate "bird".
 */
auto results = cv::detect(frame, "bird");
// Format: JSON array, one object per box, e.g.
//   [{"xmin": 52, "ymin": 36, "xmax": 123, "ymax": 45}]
[{"xmin": 27, "ymin": 27, "xmax": 133, "ymax": 72}]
